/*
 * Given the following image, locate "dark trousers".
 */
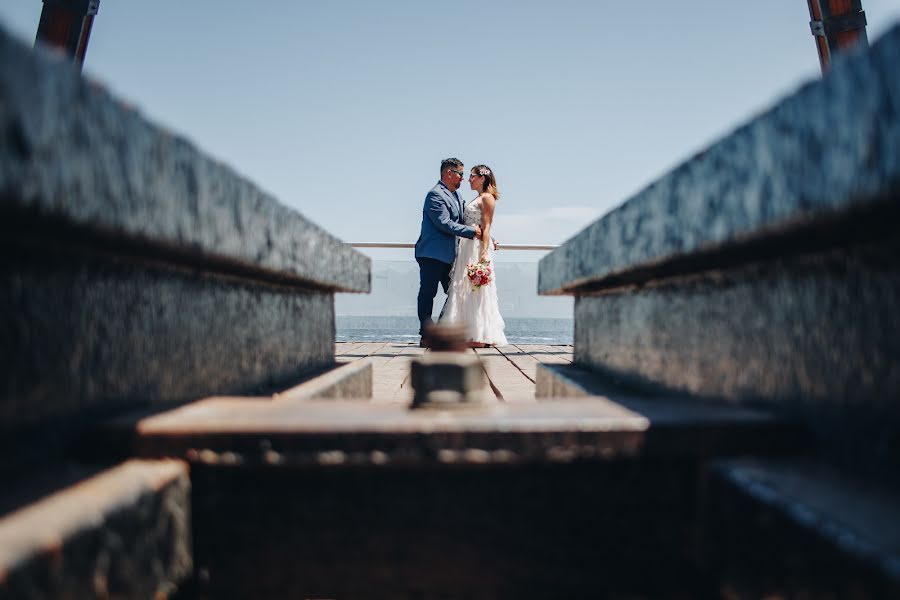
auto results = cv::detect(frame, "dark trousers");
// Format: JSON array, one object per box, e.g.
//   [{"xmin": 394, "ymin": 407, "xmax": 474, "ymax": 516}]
[{"xmin": 416, "ymin": 257, "xmax": 452, "ymax": 335}]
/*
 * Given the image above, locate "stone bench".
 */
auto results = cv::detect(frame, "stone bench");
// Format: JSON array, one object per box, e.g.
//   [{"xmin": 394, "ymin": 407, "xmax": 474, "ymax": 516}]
[
  {"xmin": 537, "ymin": 20, "xmax": 900, "ymax": 596},
  {"xmin": 0, "ymin": 21, "xmax": 370, "ymax": 598},
  {"xmin": 539, "ymin": 22, "xmax": 900, "ymax": 478},
  {"xmin": 0, "ymin": 22, "xmax": 370, "ymax": 478}
]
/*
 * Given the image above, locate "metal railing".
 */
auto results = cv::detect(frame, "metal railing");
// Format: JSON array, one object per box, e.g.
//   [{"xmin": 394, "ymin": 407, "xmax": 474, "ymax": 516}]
[{"xmin": 348, "ymin": 243, "xmax": 559, "ymax": 251}]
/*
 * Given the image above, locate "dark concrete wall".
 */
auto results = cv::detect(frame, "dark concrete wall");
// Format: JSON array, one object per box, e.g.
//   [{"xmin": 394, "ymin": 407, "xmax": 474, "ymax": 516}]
[
  {"xmin": 1, "ymin": 247, "xmax": 334, "ymax": 431},
  {"xmin": 572, "ymin": 242, "xmax": 900, "ymax": 472}
]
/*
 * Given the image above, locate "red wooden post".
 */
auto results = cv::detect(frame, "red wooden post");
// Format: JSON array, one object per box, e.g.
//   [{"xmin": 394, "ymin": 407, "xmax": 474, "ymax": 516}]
[
  {"xmin": 34, "ymin": 0, "xmax": 100, "ymax": 71},
  {"xmin": 806, "ymin": 0, "xmax": 869, "ymax": 73}
]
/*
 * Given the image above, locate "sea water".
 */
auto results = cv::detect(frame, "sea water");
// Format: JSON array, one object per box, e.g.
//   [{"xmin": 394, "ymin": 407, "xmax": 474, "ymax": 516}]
[{"xmin": 336, "ymin": 315, "xmax": 573, "ymax": 345}]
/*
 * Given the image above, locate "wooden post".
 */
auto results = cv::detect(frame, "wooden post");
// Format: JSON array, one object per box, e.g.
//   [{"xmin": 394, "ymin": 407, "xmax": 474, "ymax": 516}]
[
  {"xmin": 34, "ymin": 0, "xmax": 100, "ymax": 71},
  {"xmin": 806, "ymin": 0, "xmax": 869, "ymax": 73}
]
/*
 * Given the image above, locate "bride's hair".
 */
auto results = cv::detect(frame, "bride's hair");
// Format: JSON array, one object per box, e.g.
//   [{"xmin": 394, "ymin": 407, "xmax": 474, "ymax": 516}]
[{"xmin": 471, "ymin": 165, "xmax": 500, "ymax": 200}]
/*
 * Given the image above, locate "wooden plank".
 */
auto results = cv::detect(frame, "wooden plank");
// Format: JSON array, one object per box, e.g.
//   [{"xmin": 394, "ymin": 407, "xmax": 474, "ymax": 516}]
[
  {"xmin": 474, "ymin": 347, "xmax": 535, "ymax": 402},
  {"xmin": 337, "ymin": 341, "xmax": 391, "ymax": 361},
  {"xmin": 391, "ymin": 345, "xmax": 428, "ymax": 404},
  {"xmin": 465, "ymin": 349, "xmax": 501, "ymax": 402},
  {"xmin": 529, "ymin": 344, "xmax": 573, "ymax": 362},
  {"xmin": 371, "ymin": 343, "xmax": 422, "ymax": 404},
  {"xmin": 519, "ymin": 344, "xmax": 572, "ymax": 365},
  {"xmin": 495, "ymin": 344, "xmax": 539, "ymax": 382},
  {"xmin": 334, "ymin": 342, "xmax": 364, "ymax": 356},
  {"xmin": 360, "ymin": 344, "xmax": 570, "ymax": 404}
]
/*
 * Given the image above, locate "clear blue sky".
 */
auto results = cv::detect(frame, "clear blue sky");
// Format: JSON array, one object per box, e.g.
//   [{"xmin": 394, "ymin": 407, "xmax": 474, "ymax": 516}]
[{"xmin": 2, "ymin": 1, "xmax": 899, "ymax": 263}]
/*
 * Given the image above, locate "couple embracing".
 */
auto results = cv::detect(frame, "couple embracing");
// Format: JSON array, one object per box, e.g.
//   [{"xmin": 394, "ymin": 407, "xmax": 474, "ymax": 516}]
[{"xmin": 415, "ymin": 158, "xmax": 507, "ymax": 348}]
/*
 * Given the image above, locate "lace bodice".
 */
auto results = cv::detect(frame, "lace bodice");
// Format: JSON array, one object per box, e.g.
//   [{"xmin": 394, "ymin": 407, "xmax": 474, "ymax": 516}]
[{"xmin": 463, "ymin": 200, "xmax": 482, "ymax": 226}]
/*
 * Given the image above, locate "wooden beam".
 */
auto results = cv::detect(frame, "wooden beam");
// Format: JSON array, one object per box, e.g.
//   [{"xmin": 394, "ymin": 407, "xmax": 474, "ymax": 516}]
[
  {"xmin": 34, "ymin": 0, "xmax": 100, "ymax": 71},
  {"xmin": 806, "ymin": 0, "xmax": 869, "ymax": 73}
]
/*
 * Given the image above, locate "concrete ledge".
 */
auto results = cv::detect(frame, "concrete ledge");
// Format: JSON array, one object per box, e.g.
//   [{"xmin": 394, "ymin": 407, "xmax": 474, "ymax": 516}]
[
  {"xmin": 0, "ymin": 460, "xmax": 191, "ymax": 598},
  {"xmin": 0, "ymin": 249, "xmax": 335, "ymax": 431},
  {"xmin": 275, "ymin": 360, "xmax": 373, "ymax": 401},
  {"xmin": 539, "ymin": 23, "xmax": 900, "ymax": 295},
  {"xmin": 535, "ymin": 363, "xmax": 804, "ymax": 458},
  {"xmin": 568, "ymin": 241, "xmax": 900, "ymax": 477},
  {"xmin": 0, "ymin": 25, "xmax": 368, "ymax": 293},
  {"xmin": 706, "ymin": 458, "xmax": 900, "ymax": 597}
]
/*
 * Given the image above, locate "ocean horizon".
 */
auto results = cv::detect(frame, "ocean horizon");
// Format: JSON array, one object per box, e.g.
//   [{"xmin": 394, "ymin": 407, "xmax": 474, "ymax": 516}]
[{"xmin": 336, "ymin": 315, "xmax": 573, "ymax": 345}]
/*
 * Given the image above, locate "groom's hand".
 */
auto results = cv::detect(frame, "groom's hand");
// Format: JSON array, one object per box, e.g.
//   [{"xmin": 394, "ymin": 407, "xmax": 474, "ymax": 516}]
[{"xmin": 474, "ymin": 224, "xmax": 483, "ymax": 239}]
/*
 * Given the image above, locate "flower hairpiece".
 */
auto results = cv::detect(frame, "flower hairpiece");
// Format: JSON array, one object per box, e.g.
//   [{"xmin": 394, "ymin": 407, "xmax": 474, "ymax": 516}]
[{"xmin": 476, "ymin": 167, "xmax": 491, "ymax": 176}]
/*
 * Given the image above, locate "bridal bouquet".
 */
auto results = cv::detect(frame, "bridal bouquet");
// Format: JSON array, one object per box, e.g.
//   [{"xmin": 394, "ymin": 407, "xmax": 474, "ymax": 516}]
[{"xmin": 466, "ymin": 260, "xmax": 493, "ymax": 290}]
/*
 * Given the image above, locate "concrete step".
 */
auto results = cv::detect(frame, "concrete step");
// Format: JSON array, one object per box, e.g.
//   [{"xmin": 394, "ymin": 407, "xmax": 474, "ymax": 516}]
[
  {"xmin": 90, "ymin": 359, "xmax": 373, "ymax": 463},
  {"xmin": 125, "ymin": 392, "xmax": 803, "ymax": 465},
  {"xmin": 0, "ymin": 459, "xmax": 191, "ymax": 598},
  {"xmin": 704, "ymin": 458, "xmax": 900, "ymax": 599}
]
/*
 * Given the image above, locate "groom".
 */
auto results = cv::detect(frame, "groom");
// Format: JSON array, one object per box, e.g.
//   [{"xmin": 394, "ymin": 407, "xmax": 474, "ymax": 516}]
[{"xmin": 415, "ymin": 158, "xmax": 481, "ymax": 346}]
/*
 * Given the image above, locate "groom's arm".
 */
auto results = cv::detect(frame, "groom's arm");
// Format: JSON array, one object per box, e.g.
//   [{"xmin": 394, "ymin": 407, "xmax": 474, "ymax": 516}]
[{"xmin": 424, "ymin": 191, "xmax": 477, "ymax": 239}]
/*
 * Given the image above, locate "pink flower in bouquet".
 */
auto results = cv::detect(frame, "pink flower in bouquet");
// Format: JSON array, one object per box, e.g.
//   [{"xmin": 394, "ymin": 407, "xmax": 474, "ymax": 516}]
[{"xmin": 466, "ymin": 260, "xmax": 493, "ymax": 290}]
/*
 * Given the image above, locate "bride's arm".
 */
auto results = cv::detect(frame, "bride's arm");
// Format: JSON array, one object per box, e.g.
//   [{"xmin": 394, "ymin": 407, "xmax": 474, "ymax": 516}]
[{"xmin": 479, "ymin": 193, "xmax": 496, "ymax": 263}]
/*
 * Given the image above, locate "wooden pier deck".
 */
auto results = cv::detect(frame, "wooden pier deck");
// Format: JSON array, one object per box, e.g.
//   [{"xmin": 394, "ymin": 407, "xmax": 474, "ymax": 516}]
[{"xmin": 335, "ymin": 342, "xmax": 574, "ymax": 403}]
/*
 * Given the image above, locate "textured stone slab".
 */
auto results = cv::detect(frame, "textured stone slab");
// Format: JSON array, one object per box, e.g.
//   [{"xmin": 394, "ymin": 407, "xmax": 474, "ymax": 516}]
[
  {"xmin": 0, "ymin": 460, "xmax": 191, "ymax": 598},
  {"xmin": 539, "ymin": 23, "xmax": 900, "ymax": 295},
  {"xmin": 570, "ymin": 242, "xmax": 900, "ymax": 478},
  {"xmin": 0, "ymin": 25, "xmax": 368, "ymax": 293},
  {"xmin": 0, "ymin": 247, "xmax": 334, "ymax": 433},
  {"xmin": 707, "ymin": 458, "xmax": 900, "ymax": 598}
]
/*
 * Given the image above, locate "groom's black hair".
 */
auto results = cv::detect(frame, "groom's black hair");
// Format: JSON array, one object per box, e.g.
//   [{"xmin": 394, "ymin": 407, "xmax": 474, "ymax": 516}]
[{"xmin": 440, "ymin": 158, "xmax": 463, "ymax": 174}]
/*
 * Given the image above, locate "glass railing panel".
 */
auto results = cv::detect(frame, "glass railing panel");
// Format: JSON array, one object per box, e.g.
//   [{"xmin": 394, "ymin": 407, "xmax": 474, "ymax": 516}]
[{"xmin": 336, "ymin": 260, "xmax": 573, "ymax": 344}]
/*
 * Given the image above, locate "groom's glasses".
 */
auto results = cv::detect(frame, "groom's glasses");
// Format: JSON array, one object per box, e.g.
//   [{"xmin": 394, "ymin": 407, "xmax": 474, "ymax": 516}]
[{"xmin": 450, "ymin": 170, "xmax": 464, "ymax": 177}]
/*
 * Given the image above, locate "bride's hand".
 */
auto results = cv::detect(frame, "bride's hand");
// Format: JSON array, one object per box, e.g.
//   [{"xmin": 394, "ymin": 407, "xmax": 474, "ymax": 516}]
[{"xmin": 479, "ymin": 254, "xmax": 490, "ymax": 264}]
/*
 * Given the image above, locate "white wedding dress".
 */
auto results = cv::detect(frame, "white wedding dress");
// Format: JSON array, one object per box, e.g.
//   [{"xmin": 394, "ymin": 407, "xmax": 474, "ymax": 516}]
[{"xmin": 441, "ymin": 199, "xmax": 508, "ymax": 345}]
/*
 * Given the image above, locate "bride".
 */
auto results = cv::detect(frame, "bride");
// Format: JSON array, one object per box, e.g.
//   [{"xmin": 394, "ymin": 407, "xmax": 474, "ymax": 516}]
[{"xmin": 441, "ymin": 164, "xmax": 508, "ymax": 347}]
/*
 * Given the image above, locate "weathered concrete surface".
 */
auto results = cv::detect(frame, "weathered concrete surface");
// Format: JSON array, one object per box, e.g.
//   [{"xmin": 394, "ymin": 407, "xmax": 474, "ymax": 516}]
[
  {"xmin": 571, "ymin": 242, "xmax": 900, "ymax": 475},
  {"xmin": 0, "ymin": 25, "xmax": 369, "ymax": 293},
  {"xmin": 0, "ymin": 247, "xmax": 334, "ymax": 432},
  {"xmin": 132, "ymin": 397, "xmax": 650, "ymax": 465},
  {"xmin": 539, "ymin": 23, "xmax": 900, "ymax": 295},
  {"xmin": 0, "ymin": 460, "xmax": 191, "ymax": 598},
  {"xmin": 126, "ymin": 394, "xmax": 798, "ymax": 465}
]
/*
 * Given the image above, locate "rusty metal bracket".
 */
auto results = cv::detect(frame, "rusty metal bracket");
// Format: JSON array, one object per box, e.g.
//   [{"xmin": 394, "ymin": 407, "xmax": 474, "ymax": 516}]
[{"xmin": 810, "ymin": 11, "xmax": 867, "ymax": 37}]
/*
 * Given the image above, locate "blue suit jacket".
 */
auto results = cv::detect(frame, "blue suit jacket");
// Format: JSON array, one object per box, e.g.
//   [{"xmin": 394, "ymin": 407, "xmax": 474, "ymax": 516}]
[{"xmin": 414, "ymin": 182, "xmax": 477, "ymax": 265}]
